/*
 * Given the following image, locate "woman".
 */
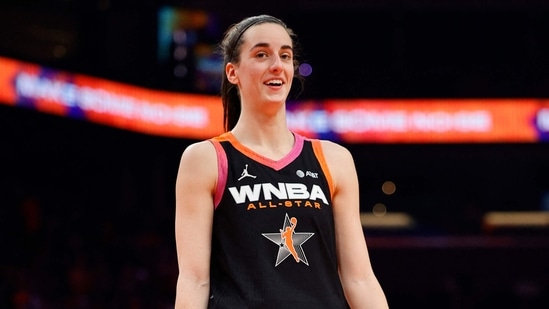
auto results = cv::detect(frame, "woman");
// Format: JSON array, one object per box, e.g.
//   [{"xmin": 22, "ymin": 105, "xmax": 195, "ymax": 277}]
[{"xmin": 174, "ymin": 14, "xmax": 388, "ymax": 308}]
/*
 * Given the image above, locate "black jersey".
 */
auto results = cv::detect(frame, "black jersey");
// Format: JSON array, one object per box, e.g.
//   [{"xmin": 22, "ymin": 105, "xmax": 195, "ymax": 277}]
[{"xmin": 207, "ymin": 132, "xmax": 350, "ymax": 309}]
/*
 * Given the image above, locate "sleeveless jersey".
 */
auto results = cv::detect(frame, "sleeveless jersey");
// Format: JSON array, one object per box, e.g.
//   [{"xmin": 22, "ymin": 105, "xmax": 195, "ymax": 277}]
[{"xmin": 207, "ymin": 132, "xmax": 350, "ymax": 309}]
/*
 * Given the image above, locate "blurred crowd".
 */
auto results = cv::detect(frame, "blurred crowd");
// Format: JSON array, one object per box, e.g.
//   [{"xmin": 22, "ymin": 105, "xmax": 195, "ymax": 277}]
[{"xmin": 1, "ymin": 192, "xmax": 177, "ymax": 309}]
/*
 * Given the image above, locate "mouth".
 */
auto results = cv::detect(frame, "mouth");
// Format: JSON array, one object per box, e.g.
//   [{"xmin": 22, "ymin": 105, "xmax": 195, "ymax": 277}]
[{"xmin": 264, "ymin": 79, "xmax": 284, "ymax": 86}]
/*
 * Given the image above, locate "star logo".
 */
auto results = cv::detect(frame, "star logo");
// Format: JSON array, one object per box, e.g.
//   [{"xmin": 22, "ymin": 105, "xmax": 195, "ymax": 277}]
[{"xmin": 262, "ymin": 213, "xmax": 314, "ymax": 267}]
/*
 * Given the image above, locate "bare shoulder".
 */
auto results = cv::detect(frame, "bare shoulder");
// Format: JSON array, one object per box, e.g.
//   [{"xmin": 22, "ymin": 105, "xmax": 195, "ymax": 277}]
[
  {"xmin": 177, "ymin": 140, "xmax": 218, "ymax": 185},
  {"xmin": 317, "ymin": 139, "xmax": 354, "ymax": 165},
  {"xmin": 180, "ymin": 140, "xmax": 217, "ymax": 163}
]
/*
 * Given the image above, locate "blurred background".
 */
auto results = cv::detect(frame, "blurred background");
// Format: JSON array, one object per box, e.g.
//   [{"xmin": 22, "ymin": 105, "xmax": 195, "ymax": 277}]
[{"xmin": 1, "ymin": 0, "xmax": 549, "ymax": 308}]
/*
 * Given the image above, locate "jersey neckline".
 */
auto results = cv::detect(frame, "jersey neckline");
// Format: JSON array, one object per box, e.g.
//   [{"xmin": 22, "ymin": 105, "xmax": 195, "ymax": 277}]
[{"xmin": 223, "ymin": 131, "xmax": 305, "ymax": 171}]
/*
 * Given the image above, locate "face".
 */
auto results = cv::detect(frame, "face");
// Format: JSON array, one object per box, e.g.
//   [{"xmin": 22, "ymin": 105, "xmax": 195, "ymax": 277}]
[{"xmin": 226, "ymin": 23, "xmax": 295, "ymax": 107}]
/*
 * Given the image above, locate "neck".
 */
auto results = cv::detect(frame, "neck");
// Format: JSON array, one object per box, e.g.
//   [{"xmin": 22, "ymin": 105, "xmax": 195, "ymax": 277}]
[
  {"xmin": 231, "ymin": 112, "xmax": 295, "ymax": 161},
  {"xmin": 234, "ymin": 100, "xmax": 289, "ymax": 135}
]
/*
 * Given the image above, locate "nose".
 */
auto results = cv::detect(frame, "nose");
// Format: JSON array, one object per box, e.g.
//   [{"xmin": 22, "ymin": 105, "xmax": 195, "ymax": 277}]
[{"xmin": 270, "ymin": 55, "xmax": 283, "ymax": 72}]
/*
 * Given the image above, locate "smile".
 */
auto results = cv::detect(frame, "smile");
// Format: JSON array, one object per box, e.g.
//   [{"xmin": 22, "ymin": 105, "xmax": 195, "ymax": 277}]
[{"xmin": 264, "ymin": 79, "xmax": 283, "ymax": 86}]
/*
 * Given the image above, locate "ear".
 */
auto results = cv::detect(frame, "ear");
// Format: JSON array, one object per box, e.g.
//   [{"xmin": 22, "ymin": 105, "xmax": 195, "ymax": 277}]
[{"xmin": 226, "ymin": 62, "xmax": 238, "ymax": 85}]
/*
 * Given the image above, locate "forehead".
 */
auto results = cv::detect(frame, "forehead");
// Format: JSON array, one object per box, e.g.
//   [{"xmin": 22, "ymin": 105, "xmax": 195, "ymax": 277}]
[{"xmin": 240, "ymin": 22, "xmax": 292, "ymax": 48}]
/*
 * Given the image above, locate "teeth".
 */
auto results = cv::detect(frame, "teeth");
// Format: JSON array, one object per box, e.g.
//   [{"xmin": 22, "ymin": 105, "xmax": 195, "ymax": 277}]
[{"xmin": 266, "ymin": 80, "xmax": 282, "ymax": 85}]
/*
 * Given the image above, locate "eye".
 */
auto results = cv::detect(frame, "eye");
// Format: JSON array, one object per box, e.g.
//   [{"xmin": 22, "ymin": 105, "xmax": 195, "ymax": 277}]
[
  {"xmin": 280, "ymin": 53, "xmax": 293, "ymax": 61},
  {"xmin": 255, "ymin": 51, "xmax": 268, "ymax": 58}
]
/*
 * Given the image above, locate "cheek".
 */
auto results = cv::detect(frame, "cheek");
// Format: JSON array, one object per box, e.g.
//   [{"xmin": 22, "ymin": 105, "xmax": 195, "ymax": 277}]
[
  {"xmin": 237, "ymin": 68, "xmax": 262, "ymax": 92},
  {"xmin": 286, "ymin": 63, "xmax": 295, "ymax": 77},
  {"xmin": 244, "ymin": 69, "xmax": 264, "ymax": 87}
]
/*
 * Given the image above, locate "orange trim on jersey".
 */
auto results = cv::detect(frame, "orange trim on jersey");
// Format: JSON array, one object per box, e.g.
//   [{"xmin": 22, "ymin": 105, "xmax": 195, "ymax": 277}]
[
  {"xmin": 223, "ymin": 132, "xmax": 305, "ymax": 171},
  {"xmin": 209, "ymin": 137, "xmax": 228, "ymax": 209},
  {"xmin": 311, "ymin": 139, "xmax": 335, "ymax": 200}
]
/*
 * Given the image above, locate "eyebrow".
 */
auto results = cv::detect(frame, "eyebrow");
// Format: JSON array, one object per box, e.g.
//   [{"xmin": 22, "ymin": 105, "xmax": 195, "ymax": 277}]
[{"xmin": 249, "ymin": 42, "xmax": 293, "ymax": 52}]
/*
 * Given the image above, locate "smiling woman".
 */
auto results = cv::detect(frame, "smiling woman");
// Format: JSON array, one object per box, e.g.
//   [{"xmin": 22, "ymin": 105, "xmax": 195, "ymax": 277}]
[
  {"xmin": 173, "ymin": 14, "xmax": 388, "ymax": 309},
  {"xmin": 219, "ymin": 14, "xmax": 304, "ymax": 132}
]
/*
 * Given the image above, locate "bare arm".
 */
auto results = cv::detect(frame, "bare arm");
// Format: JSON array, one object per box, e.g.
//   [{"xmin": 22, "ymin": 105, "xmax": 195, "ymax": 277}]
[
  {"xmin": 321, "ymin": 141, "xmax": 389, "ymax": 309},
  {"xmin": 174, "ymin": 141, "xmax": 217, "ymax": 309}
]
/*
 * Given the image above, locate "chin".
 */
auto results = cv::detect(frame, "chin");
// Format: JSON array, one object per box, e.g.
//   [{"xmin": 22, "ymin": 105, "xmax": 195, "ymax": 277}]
[{"xmin": 265, "ymin": 93, "xmax": 289, "ymax": 103}]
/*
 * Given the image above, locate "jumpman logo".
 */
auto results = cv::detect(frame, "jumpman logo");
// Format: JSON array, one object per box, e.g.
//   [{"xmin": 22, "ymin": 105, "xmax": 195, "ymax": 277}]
[{"xmin": 238, "ymin": 164, "xmax": 256, "ymax": 181}]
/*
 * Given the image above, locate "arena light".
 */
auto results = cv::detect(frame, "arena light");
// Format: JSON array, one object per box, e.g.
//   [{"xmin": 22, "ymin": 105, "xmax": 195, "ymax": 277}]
[{"xmin": 2, "ymin": 55, "xmax": 549, "ymax": 143}]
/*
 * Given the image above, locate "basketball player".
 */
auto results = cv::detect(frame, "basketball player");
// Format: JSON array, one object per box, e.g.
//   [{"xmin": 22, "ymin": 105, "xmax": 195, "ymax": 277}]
[{"xmin": 174, "ymin": 15, "xmax": 388, "ymax": 308}]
